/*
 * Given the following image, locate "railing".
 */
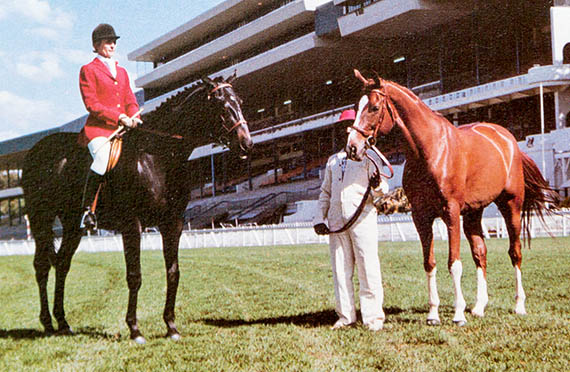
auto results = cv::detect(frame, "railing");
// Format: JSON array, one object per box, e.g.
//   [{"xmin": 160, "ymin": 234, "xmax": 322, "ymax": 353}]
[
  {"xmin": 228, "ymin": 191, "xmax": 288, "ymax": 221},
  {"xmin": 2, "ymin": 212, "xmax": 570, "ymax": 255}
]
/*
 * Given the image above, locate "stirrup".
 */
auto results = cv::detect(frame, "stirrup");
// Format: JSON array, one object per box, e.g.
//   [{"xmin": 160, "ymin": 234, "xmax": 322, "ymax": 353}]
[{"xmin": 80, "ymin": 209, "xmax": 97, "ymax": 231}]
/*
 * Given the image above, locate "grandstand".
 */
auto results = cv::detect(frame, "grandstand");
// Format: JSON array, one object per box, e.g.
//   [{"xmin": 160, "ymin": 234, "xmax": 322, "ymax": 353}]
[{"xmin": 2, "ymin": 0, "xmax": 570, "ymax": 238}]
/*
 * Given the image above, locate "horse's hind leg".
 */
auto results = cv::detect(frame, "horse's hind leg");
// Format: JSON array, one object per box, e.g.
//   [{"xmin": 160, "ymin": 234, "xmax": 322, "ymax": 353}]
[
  {"xmin": 462, "ymin": 209, "xmax": 489, "ymax": 317},
  {"xmin": 52, "ymin": 218, "xmax": 83, "ymax": 334},
  {"xmin": 496, "ymin": 197, "xmax": 526, "ymax": 315},
  {"xmin": 412, "ymin": 212, "xmax": 440, "ymax": 325},
  {"xmin": 30, "ymin": 216, "xmax": 57, "ymax": 333}
]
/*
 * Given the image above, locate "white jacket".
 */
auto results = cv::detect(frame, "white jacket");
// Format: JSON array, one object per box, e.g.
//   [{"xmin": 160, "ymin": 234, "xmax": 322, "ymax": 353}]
[{"xmin": 314, "ymin": 151, "xmax": 388, "ymax": 231}]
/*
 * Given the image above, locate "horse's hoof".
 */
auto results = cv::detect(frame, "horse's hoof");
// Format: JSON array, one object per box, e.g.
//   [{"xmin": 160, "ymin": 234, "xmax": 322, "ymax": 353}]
[
  {"xmin": 514, "ymin": 307, "xmax": 527, "ymax": 315},
  {"xmin": 471, "ymin": 309, "xmax": 485, "ymax": 318},
  {"xmin": 133, "ymin": 336, "xmax": 147, "ymax": 345},
  {"xmin": 57, "ymin": 326, "xmax": 74, "ymax": 335},
  {"xmin": 426, "ymin": 319, "xmax": 440, "ymax": 326},
  {"xmin": 453, "ymin": 320, "xmax": 467, "ymax": 327},
  {"xmin": 168, "ymin": 332, "xmax": 181, "ymax": 341},
  {"xmin": 43, "ymin": 325, "xmax": 56, "ymax": 335}
]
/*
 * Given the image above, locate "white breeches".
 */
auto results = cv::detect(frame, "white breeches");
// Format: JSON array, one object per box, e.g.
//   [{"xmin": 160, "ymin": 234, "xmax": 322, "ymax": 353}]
[
  {"xmin": 329, "ymin": 220, "xmax": 384, "ymax": 326},
  {"xmin": 87, "ymin": 137, "xmax": 111, "ymax": 175}
]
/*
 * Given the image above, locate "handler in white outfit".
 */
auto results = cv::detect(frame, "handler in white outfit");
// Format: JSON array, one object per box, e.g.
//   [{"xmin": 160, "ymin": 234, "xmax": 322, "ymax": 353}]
[{"xmin": 313, "ymin": 109, "xmax": 389, "ymax": 331}]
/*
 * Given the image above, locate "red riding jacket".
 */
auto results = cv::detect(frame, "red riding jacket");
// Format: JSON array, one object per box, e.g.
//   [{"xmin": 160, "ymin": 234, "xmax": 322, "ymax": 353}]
[{"xmin": 78, "ymin": 57, "xmax": 140, "ymax": 146}]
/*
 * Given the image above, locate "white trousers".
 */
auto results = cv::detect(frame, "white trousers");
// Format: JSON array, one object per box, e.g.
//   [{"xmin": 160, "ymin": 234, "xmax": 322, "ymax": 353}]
[
  {"xmin": 87, "ymin": 137, "xmax": 111, "ymax": 175},
  {"xmin": 329, "ymin": 219, "xmax": 384, "ymax": 326}
]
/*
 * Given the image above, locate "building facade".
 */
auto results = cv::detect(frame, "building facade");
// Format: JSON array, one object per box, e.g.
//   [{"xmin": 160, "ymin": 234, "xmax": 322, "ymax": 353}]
[
  {"xmin": 2, "ymin": 0, "xmax": 570, "ymax": 233},
  {"xmin": 129, "ymin": 0, "xmax": 570, "ymax": 195}
]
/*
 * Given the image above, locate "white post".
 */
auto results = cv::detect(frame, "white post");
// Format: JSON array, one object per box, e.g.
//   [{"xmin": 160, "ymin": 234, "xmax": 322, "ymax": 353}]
[
  {"xmin": 396, "ymin": 222, "xmax": 405, "ymax": 241},
  {"xmin": 540, "ymin": 83, "xmax": 546, "ymax": 175},
  {"xmin": 24, "ymin": 214, "xmax": 31, "ymax": 241}
]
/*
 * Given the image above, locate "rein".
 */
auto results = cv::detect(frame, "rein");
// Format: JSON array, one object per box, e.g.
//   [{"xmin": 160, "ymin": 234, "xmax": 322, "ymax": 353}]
[{"xmin": 134, "ymin": 126, "xmax": 184, "ymax": 140}]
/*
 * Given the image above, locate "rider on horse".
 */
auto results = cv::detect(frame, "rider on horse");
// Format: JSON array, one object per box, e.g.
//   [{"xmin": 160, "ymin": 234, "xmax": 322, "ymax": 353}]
[{"xmin": 78, "ymin": 24, "xmax": 142, "ymax": 230}]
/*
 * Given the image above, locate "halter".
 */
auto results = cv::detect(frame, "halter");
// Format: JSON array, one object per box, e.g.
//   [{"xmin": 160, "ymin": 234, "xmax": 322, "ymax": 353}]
[{"xmin": 208, "ymin": 82, "xmax": 247, "ymax": 133}]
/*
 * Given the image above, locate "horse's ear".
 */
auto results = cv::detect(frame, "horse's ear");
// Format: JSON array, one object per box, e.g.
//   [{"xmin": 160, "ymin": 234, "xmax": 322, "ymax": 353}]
[
  {"xmin": 227, "ymin": 70, "xmax": 238, "ymax": 84},
  {"xmin": 354, "ymin": 69, "xmax": 368, "ymax": 85},
  {"xmin": 354, "ymin": 69, "xmax": 375, "ymax": 87},
  {"xmin": 373, "ymin": 70, "xmax": 383, "ymax": 87}
]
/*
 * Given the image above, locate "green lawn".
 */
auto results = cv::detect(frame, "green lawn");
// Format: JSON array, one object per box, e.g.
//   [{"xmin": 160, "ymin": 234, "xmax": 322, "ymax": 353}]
[{"xmin": 0, "ymin": 237, "xmax": 568, "ymax": 371}]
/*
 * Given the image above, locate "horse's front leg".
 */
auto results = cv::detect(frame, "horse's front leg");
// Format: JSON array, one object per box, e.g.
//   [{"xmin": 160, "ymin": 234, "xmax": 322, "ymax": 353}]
[
  {"xmin": 442, "ymin": 201, "xmax": 467, "ymax": 326},
  {"xmin": 122, "ymin": 227, "xmax": 145, "ymax": 344},
  {"xmin": 32, "ymin": 225, "xmax": 56, "ymax": 333},
  {"xmin": 412, "ymin": 211, "xmax": 440, "ymax": 325},
  {"xmin": 159, "ymin": 220, "xmax": 183, "ymax": 341},
  {"xmin": 53, "ymin": 224, "xmax": 82, "ymax": 334}
]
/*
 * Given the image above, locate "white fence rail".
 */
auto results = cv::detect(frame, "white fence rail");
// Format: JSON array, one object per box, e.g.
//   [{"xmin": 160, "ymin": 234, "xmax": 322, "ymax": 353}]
[{"xmin": 1, "ymin": 212, "xmax": 569, "ymax": 256}]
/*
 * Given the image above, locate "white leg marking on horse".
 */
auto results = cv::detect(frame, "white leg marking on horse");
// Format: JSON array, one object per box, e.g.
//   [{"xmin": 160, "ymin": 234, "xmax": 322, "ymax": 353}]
[
  {"xmin": 450, "ymin": 260, "xmax": 467, "ymax": 325},
  {"xmin": 514, "ymin": 266, "xmax": 527, "ymax": 315},
  {"xmin": 426, "ymin": 268, "xmax": 440, "ymax": 324},
  {"xmin": 472, "ymin": 267, "xmax": 488, "ymax": 317}
]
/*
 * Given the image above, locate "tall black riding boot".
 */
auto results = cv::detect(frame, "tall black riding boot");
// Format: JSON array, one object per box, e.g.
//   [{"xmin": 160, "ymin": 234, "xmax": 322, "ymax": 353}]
[{"xmin": 80, "ymin": 170, "xmax": 103, "ymax": 231}]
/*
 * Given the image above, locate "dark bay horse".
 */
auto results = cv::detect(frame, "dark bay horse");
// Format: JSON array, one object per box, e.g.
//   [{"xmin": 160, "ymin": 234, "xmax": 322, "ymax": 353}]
[
  {"xmin": 346, "ymin": 70, "xmax": 558, "ymax": 326},
  {"xmin": 21, "ymin": 74, "xmax": 252, "ymax": 343}
]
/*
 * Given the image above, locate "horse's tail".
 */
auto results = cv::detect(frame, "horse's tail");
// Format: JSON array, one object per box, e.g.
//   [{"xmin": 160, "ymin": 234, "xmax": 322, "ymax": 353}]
[{"xmin": 521, "ymin": 152, "xmax": 561, "ymax": 247}]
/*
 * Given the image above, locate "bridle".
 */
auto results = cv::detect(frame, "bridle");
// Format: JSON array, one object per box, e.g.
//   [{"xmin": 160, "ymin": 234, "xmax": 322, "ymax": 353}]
[
  {"xmin": 349, "ymin": 89, "xmax": 388, "ymax": 140},
  {"xmin": 208, "ymin": 83, "xmax": 248, "ymax": 133},
  {"xmin": 325, "ymin": 89, "xmax": 395, "ymax": 235},
  {"xmin": 129, "ymin": 81, "xmax": 247, "ymax": 146},
  {"xmin": 348, "ymin": 88, "xmax": 395, "ymax": 179}
]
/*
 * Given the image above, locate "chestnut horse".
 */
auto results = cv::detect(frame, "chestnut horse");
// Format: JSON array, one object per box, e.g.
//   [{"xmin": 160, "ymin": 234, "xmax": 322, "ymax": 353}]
[
  {"xmin": 346, "ymin": 70, "xmax": 558, "ymax": 326},
  {"xmin": 22, "ymin": 74, "xmax": 252, "ymax": 343}
]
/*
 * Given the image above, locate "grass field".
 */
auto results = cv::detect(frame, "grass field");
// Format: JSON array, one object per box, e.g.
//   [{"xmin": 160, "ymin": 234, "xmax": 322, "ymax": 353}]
[{"xmin": 0, "ymin": 237, "xmax": 568, "ymax": 371}]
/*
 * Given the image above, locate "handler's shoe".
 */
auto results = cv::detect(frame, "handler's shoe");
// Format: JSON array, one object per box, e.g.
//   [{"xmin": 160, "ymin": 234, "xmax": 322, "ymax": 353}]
[
  {"xmin": 80, "ymin": 209, "xmax": 97, "ymax": 232},
  {"xmin": 330, "ymin": 319, "xmax": 355, "ymax": 330},
  {"xmin": 366, "ymin": 319, "xmax": 384, "ymax": 332}
]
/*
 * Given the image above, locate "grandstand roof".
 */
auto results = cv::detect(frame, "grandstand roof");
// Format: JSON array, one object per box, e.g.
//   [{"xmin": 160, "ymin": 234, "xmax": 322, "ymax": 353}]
[
  {"xmin": 0, "ymin": 187, "xmax": 23, "ymax": 202},
  {"xmin": 0, "ymin": 116, "xmax": 86, "ymax": 170}
]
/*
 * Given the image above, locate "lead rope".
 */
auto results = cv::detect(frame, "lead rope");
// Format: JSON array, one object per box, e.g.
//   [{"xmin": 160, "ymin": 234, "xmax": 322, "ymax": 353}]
[
  {"xmin": 323, "ymin": 145, "xmax": 393, "ymax": 235},
  {"xmin": 326, "ymin": 184, "xmax": 372, "ymax": 234}
]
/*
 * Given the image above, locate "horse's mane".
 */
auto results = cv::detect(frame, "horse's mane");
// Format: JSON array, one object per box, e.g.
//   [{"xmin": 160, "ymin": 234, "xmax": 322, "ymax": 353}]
[
  {"xmin": 373, "ymin": 79, "xmax": 444, "ymax": 119},
  {"xmin": 142, "ymin": 81, "xmax": 207, "ymax": 133},
  {"xmin": 126, "ymin": 79, "xmax": 218, "ymax": 154},
  {"xmin": 134, "ymin": 77, "xmax": 233, "ymax": 148}
]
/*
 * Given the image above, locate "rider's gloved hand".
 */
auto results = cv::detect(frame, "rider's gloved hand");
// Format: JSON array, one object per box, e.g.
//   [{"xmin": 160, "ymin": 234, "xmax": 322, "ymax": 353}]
[{"xmin": 119, "ymin": 114, "xmax": 137, "ymax": 128}]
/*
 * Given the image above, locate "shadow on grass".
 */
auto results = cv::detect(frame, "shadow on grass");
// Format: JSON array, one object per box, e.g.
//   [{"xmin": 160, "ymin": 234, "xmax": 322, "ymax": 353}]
[
  {"xmin": 0, "ymin": 326, "xmax": 115, "ymax": 340},
  {"xmin": 201, "ymin": 306, "xmax": 412, "ymax": 328}
]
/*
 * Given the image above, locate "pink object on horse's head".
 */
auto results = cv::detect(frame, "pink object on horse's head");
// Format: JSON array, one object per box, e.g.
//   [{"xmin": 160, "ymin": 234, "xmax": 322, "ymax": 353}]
[{"xmin": 337, "ymin": 109, "xmax": 356, "ymax": 123}]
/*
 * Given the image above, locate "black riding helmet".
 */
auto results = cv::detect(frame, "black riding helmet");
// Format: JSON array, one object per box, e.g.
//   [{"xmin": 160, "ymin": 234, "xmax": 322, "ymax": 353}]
[{"xmin": 92, "ymin": 23, "xmax": 120, "ymax": 44}]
